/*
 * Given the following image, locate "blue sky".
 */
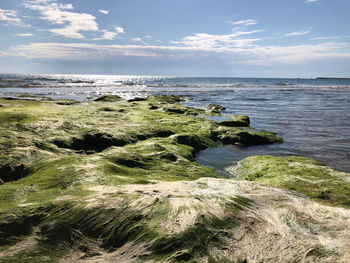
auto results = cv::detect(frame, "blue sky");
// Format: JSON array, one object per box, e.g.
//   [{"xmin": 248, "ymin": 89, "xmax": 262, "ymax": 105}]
[{"xmin": 0, "ymin": 0, "xmax": 349, "ymax": 77}]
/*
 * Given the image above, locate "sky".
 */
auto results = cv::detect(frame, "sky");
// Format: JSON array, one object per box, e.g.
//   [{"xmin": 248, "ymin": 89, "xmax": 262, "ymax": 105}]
[{"xmin": 0, "ymin": 0, "xmax": 349, "ymax": 77}]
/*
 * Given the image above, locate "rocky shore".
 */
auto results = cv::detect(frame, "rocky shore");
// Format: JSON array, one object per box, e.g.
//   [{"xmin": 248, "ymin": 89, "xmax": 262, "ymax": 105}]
[{"xmin": 0, "ymin": 95, "xmax": 349, "ymax": 262}]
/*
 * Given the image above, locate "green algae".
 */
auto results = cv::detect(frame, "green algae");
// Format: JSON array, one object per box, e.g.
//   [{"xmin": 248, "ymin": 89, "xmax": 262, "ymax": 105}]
[
  {"xmin": 0, "ymin": 112, "xmax": 36, "ymax": 124},
  {"xmin": 0, "ymin": 193, "xmax": 251, "ymax": 262},
  {"xmin": 94, "ymin": 95, "xmax": 123, "ymax": 102},
  {"xmin": 0, "ymin": 196, "xmax": 171, "ymax": 261},
  {"xmin": 101, "ymin": 139, "xmax": 217, "ymax": 182},
  {"xmin": 56, "ymin": 99, "xmax": 80, "ymax": 105},
  {"xmin": 145, "ymin": 196, "xmax": 252, "ymax": 262},
  {"xmin": 0, "ymin": 94, "xmax": 281, "ymax": 199},
  {"xmin": 0, "ymin": 95, "xmax": 286, "ymax": 262},
  {"xmin": 206, "ymin": 104, "xmax": 226, "ymax": 115},
  {"xmin": 213, "ymin": 127, "xmax": 283, "ymax": 146},
  {"xmin": 231, "ymin": 155, "xmax": 350, "ymax": 208},
  {"xmin": 217, "ymin": 115, "xmax": 250, "ymax": 127}
]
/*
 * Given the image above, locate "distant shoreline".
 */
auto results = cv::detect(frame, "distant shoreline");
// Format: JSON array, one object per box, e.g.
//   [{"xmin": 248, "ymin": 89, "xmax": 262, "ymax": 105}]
[{"xmin": 316, "ymin": 77, "xmax": 350, "ymax": 80}]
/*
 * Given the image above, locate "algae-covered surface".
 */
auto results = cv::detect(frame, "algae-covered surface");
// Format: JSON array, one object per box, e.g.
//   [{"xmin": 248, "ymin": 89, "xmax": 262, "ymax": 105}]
[
  {"xmin": 0, "ymin": 95, "xmax": 349, "ymax": 263},
  {"xmin": 229, "ymin": 155, "xmax": 350, "ymax": 208}
]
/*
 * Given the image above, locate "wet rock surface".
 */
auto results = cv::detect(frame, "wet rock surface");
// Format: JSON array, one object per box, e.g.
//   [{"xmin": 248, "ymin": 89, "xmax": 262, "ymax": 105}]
[{"xmin": 0, "ymin": 95, "xmax": 348, "ymax": 263}]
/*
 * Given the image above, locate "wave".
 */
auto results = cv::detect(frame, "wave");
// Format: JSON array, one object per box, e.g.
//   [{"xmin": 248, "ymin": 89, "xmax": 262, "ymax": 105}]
[
  {"xmin": 1, "ymin": 74, "xmax": 350, "ymax": 94},
  {"xmin": 275, "ymin": 83, "xmax": 292, "ymax": 86}
]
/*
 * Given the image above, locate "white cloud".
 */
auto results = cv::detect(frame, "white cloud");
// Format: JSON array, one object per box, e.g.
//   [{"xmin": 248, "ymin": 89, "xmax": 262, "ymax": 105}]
[
  {"xmin": 23, "ymin": 0, "xmax": 99, "ymax": 39},
  {"xmin": 310, "ymin": 36, "xmax": 350, "ymax": 40},
  {"xmin": 98, "ymin": 10, "xmax": 109, "ymax": 15},
  {"xmin": 131, "ymin": 38, "xmax": 148, "ymax": 44},
  {"xmin": 17, "ymin": 33, "xmax": 34, "ymax": 37},
  {"xmin": 305, "ymin": 0, "xmax": 320, "ymax": 3},
  {"xmin": 0, "ymin": 8, "xmax": 23, "ymax": 25},
  {"xmin": 115, "ymin": 26, "xmax": 125, "ymax": 34},
  {"xmin": 10, "ymin": 43, "xmax": 161, "ymax": 59},
  {"xmin": 285, "ymin": 31, "xmax": 311, "ymax": 37},
  {"xmin": 9, "ymin": 40, "xmax": 350, "ymax": 67},
  {"xmin": 241, "ymin": 42, "xmax": 350, "ymax": 65},
  {"xmin": 94, "ymin": 26, "xmax": 125, "ymax": 41},
  {"xmin": 228, "ymin": 19, "xmax": 258, "ymax": 26},
  {"xmin": 23, "ymin": 1, "xmax": 124, "ymax": 40},
  {"xmin": 4, "ymin": 20, "xmax": 349, "ymax": 66},
  {"xmin": 30, "ymin": 0, "xmax": 55, "ymax": 4},
  {"xmin": 98, "ymin": 30, "xmax": 117, "ymax": 40},
  {"xmin": 172, "ymin": 30, "xmax": 263, "ymax": 49}
]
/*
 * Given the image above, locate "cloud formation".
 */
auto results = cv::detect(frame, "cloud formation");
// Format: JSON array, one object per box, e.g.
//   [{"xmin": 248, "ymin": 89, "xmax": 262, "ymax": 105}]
[
  {"xmin": 311, "ymin": 36, "xmax": 350, "ymax": 40},
  {"xmin": 0, "ymin": 8, "xmax": 23, "ymax": 26},
  {"xmin": 17, "ymin": 33, "xmax": 34, "ymax": 37},
  {"xmin": 228, "ymin": 19, "xmax": 258, "ymax": 26},
  {"xmin": 22, "ymin": 0, "xmax": 125, "ymax": 40},
  {"xmin": 98, "ymin": 10, "xmax": 109, "ymax": 15},
  {"xmin": 23, "ymin": 0, "xmax": 99, "ymax": 38},
  {"xmin": 285, "ymin": 31, "xmax": 311, "ymax": 37},
  {"xmin": 8, "ymin": 40, "xmax": 350, "ymax": 67},
  {"xmin": 305, "ymin": 0, "xmax": 320, "ymax": 3},
  {"xmin": 172, "ymin": 29, "xmax": 263, "ymax": 49},
  {"xmin": 1, "ymin": 2, "xmax": 349, "ymax": 74},
  {"xmin": 94, "ymin": 26, "xmax": 125, "ymax": 40}
]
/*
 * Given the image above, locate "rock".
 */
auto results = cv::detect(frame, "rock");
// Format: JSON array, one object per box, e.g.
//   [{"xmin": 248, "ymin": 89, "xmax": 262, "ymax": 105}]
[
  {"xmin": 214, "ymin": 127, "xmax": 282, "ymax": 146},
  {"xmin": 206, "ymin": 104, "xmax": 226, "ymax": 114},
  {"xmin": 53, "ymin": 132, "xmax": 128, "ymax": 153},
  {"xmin": 149, "ymin": 104, "xmax": 159, "ymax": 110},
  {"xmin": 151, "ymin": 95, "xmax": 186, "ymax": 103},
  {"xmin": 173, "ymin": 134, "xmax": 208, "ymax": 152},
  {"xmin": 108, "ymin": 153, "xmax": 148, "ymax": 168},
  {"xmin": 229, "ymin": 155, "xmax": 350, "ymax": 208},
  {"xmin": 99, "ymin": 107, "xmax": 116, "ymax": 112},
  {"xmin": 127, "ymin": 97, "xmax": 147, "ymax": 102},
  {"xmin": 217, "ymin": 115, "xmax": 250, "ymax": 127},
  {"xmin": 10, "ymin": 95, "xmax": 344, "ymax": 263},
  {"xmin": 94, "ymin": 95, "xmax": 123, "ymax": 102},
  {"xmin": 164, "ymin": 107, "xmax": 187, "ymax": 114},
  {"xmin": 159, "ymin": 152, "xmax": 177, "ymax": 162},
  {"xmin": 56, "ymin": 100, "xmax": 80, "ymax": 105}
]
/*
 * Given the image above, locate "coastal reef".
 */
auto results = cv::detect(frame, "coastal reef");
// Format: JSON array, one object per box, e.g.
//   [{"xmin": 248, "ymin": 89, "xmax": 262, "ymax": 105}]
[
  {"xmin": 0, "ymin": 95, "xmax": 349, "ymax": 263},
  {"xmin": 229, "ymin": 155, "xmax": 350, "ymax": 208}
]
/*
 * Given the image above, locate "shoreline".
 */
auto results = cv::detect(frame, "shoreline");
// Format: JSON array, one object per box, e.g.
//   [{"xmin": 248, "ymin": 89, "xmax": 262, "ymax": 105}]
[{"xmin": 0, "ymin": 95, "xmax": 349, "ymax": 262}]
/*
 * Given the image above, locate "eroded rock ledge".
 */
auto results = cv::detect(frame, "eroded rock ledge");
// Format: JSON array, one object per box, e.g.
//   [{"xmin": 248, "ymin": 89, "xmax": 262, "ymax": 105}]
[{"xmin": 0, "ymin": 95, "xmax": 349, "ymax": 263}]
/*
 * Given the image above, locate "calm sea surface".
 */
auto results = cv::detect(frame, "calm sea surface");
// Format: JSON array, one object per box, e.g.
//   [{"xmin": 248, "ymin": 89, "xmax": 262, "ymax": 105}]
[{"xmin": 1, "ymin": 73, "xmax": 349, "ymax": 172}]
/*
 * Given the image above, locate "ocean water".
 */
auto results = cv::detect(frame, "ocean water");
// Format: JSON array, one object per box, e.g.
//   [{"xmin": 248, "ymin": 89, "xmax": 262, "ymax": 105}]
[{"xmin": 1, "ymin": 73, "xmax": 349, "ymax": 172}]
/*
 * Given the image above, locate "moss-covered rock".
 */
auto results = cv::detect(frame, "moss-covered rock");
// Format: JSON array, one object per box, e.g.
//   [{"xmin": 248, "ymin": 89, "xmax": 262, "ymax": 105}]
[
  {"xmin": 173, "ymin": 133, "xmax": 215, "ymax": 152},
  {"xmin": 230, "ymin": 155, "xmax": 350, "ymax": 208},
  {"xmin": 206, "ymin": 104, "xmax": 226, "ymax": 115},
  {"xmin": 0, "ymin": 95, "xmax": 282, "ymax": 188},
  {"xmin": 213, "ymin": 127, "xmax": 283, "ymax": 146},
  {"xmin": 56, "ymin": 99, "xmax": 80, "ymax": 105},
  {"xmin": 2, "ymin": 95, "xmax": 321, "ymax": 262},
  {"xmin": 94, "ymin": 95, "xmax": 123, "ymax": 102},
  {"xmin": 52, "ymin": 132, "xmax": 129, "ymax": 153},
  {"xmin": 0, "ymin": 112, "xmax": 37, "ymax": 124},
  {"xmin": 217, "ymin": 115, "xmax": 250, "ymax": 127},
  {"xmin": 127, "ymin": 97, "xmax": 147, "ymax": 102}
]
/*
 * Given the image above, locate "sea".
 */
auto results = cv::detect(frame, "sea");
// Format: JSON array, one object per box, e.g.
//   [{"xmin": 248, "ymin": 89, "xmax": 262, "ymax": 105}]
[{"xmin": 0, "ymin": 73, "xmax": 349, "ymax": 172}]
